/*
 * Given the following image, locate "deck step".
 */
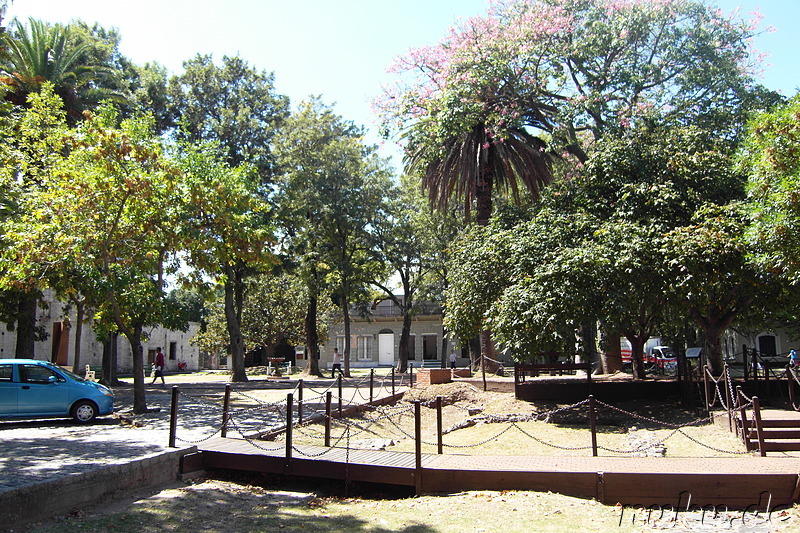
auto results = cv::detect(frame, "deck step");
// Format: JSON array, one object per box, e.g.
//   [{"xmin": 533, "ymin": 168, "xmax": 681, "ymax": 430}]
[
  {"xmin": 747, "ymin": 429, "xmax": 800, "ymax": 439},
  {"xmin": 760, "ymin": 441, "xmax": 800, "ymax": 452},
  {"xmin": 742, "ymin": 419, "xmax": 800, "ymax": 429}
]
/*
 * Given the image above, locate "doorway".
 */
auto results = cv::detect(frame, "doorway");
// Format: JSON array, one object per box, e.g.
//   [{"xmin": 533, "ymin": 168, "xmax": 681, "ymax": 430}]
[{"xmin": 378, "ymin": 332, "xmax": 394, "ymax": 366}]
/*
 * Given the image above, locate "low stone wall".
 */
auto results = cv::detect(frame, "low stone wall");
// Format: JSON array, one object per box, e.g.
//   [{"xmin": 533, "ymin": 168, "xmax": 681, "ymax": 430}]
[
  {"xmin": 0, "ymin": 447, "xmax": 195, "ymax": 529},
  {"xmin": 452, "ymin": 369, "xmax": 472, "ymax": 378},
  {"xmin": 416, "ymin": 369, "xmax": 453, "ymax": 386}
]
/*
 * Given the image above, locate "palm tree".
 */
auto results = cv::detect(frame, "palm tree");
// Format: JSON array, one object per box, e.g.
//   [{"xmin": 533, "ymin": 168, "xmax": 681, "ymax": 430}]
[
  {"xmin": 1, "ymin": 18, "xmax": 124, "ymax": 120},
  {"xmin": 406, "ymin": 121, "xmax": 553, "ymax": 372},
  {"xmin": 407, "ymin": 123, "xmax": 552, "ymax": 226}
]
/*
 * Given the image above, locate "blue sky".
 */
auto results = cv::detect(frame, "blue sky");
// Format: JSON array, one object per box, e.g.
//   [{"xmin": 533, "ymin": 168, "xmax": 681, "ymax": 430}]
[{"xmin": 6, "ymin": 0, "xmax": 799, "ymax": 169}]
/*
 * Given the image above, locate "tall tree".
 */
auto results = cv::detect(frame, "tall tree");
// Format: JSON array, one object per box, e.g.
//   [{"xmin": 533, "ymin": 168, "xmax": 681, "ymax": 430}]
[
  {"xmin": 665, "ymin": 204, "xmax": 778, "ymax": 373},
  {"xmin": 0, "ymin": 83, "xmax": 66, "ymax": 358},
  {"xmin": 168, "ymin": 54, "xmax": 289, "ymax": 181},
  {"xmin": 178, "ymin": 142, "xmax": 276, "ymax": 382},
  {"xmin": 5, "ymin": 102, "xmax": 183, "ymax": 412},
  {"xmin": 273, "ymin": 99, "xmax": 379, "ymax": 376}
]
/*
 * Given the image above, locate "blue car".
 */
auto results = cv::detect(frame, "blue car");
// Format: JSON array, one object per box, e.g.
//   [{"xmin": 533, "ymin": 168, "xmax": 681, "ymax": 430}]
[{"xmin": 0, "ymin": 359, "xmax": 114, "ymax": 423}]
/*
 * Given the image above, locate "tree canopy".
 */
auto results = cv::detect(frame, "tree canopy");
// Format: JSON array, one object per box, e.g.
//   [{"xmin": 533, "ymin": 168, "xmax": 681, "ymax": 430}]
[{"xmin": 169, "ymin": 54, "xmax": 290, "ymax": 181}]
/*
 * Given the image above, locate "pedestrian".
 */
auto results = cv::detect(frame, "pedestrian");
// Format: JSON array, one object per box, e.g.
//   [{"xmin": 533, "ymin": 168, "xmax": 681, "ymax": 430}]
[
  {"xmin": 449, "ymin": 349, "xmax": 457, "ymax": 369},
  {"xmin": 152, "ymin": 347, "xmax": 166, "ymax": 385},
  {"xmin": 331, "ymin": 347, "xmax": 344, "ymax": 378},
  {"xmin": 789, "ymin": 349, "xmax": 799, "ymax": 368}
]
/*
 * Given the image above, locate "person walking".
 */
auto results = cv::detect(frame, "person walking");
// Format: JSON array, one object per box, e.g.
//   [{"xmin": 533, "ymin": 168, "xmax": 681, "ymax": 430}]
[
  {"xmin": 789, "ymin": 349, "xmax": 799, "ymax": 368},
  {"xmin": 152, "ymin": 347, "xmax": 166, "ymax": 386},
  {"xmin": 331, "ymin": 347, "xmax": 344, "ymax": 378}
]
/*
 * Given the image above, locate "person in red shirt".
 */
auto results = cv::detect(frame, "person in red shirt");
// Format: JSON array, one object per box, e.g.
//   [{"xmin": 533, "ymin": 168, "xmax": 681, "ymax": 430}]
[{"xmin": 152, "ymin": 347, "xmax": 166, "ymax": 385}]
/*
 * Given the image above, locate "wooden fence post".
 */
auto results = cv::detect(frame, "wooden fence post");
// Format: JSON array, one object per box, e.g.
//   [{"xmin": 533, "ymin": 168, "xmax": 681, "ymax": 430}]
[
  {"xmin": 325, "ymin": 391, "xmax": 332, "ymax": 447},
  {"xmin": 589, "ymin": 395, "xmax": 597, "ymax": 457},
  {"xmin": 415, "ymin": 400, "xmax": 422, "ymax": 495},
  {"xmin": 338, "ymin": 375, "xmax": 343, "ymax": 417},
  {"xmin": 436, "ymin": 396, "xmax": 443, "ymax": 455},
  {"xmin": 392, "ymin": 367, "xmax": 396, "ymax": 397},
  {"xmin": 482, "ymin": 354, "xmax": 487, "ymax": 392},
  {"xmin": 410, "ymin": 362, "xmax": 414, "ymax": 388},
  {"xmin": 752, "ymin": 396, "xmax": 766, "ymax": 457},
  {"xmin": 703, "ymin": 365, "xmax": 711, "ymax": 415},
  {"xmin": 297, "ymin": 379, "xmax": 304, "ymax": 423},
  {"xmin": 221, "ymin": 383, "xmax": 231, "ymax": 438},
  {"xmin": 169, "ymin": 386, "xmax": 179, "ymax": 448},
  {"xmin": 286, "ymin": 393, "xmax": 293, "ymax": 463},
  {"xmin": 369, "ymin": 369, "xmax": 374, "ymax": 405}
]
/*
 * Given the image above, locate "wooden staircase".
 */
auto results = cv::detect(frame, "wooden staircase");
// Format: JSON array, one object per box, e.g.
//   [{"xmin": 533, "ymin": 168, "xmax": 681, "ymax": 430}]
[{"xmin": 737, "ymin": 405, "xmax": 800, "ymax": 456}]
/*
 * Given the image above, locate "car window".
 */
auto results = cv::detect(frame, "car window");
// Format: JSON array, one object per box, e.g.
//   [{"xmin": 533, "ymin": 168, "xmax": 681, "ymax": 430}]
[
  {"xmin": 20, "ymin": 365, "xmax": 65, "ymax": 384},
  {"xmin": 0, "ymin": 364, "xmax": 12, "ymax": 382}
]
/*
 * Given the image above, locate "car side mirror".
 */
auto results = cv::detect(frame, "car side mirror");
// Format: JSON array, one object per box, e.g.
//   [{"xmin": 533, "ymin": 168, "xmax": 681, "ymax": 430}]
[{"xmin": 48, "ymin": 375, "xmax": 57, "ymax": 384}]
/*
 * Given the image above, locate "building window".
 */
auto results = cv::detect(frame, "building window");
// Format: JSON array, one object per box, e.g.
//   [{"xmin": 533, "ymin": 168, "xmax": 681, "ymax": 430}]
[
  {"xmin": 169, "ymin": 342, "xmax": 177, "ymax": 360},
  {"xmin": 758, "ymin": 335, "xmax": 777, "ymax": 358},
  {"xmin": 357, "ymin": 336, "xmax": 373, "ymax": 361},
  {"xmin": 336, "ymin": 336, "xmax": 346, "ymax": 354}
]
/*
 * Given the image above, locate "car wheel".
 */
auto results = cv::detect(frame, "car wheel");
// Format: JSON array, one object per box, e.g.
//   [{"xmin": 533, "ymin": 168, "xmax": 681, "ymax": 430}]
[{"xmin": 71, "ymin": 400, "xmax": 98, "ymax": 423}]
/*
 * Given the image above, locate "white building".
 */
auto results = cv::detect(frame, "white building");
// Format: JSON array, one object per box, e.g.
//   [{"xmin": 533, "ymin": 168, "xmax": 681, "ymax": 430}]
[{"xmin": 0, "ymin": 290, "xmax": 201, "ymax": 373}]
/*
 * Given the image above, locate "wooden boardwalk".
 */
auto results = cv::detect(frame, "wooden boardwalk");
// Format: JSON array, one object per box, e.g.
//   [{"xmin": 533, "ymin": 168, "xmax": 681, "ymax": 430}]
[{"xmin": 192, "ymin": 436, "xmax": 800, "ymax": 508}]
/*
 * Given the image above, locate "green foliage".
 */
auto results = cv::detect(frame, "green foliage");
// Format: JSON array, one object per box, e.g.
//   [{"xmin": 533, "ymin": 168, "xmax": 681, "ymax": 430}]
[
  {"xmin": 380, "ymin": 0, "xmax": 772, "ymax": 172},
  {"xmin": 274, "ymin": 98, "xmax": 391, "ymax": 373},
  {"xmin": 177, "ymin": 141, "xmax": 277, "ymax": 381},
  {"xmin": 444, "ymin": 122, "xmax": 756, "ymax": 370},
  {"xmin": 169, "ymin": 55, "xmax": 289, "ymax": 180},
  {"xmin": 239, "ymin": 271, "xmax": 337, "ymax": 350},
  {"xmin": 2, "ymin": 18, "xmax": 127, "ymax": 120},
  {"xmin": 742, "ymin": 94, "xmax": 800, "ymax": 283}
]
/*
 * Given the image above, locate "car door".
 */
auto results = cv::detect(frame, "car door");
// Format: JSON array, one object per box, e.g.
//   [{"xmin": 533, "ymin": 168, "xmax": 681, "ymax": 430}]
[
  {"xmin": 0, "ymin": 363, "xmax": 16, "ymax": 415},
  {"xmin": 17, "ymin": 364, "xmax": 70, "ymax": 416}
]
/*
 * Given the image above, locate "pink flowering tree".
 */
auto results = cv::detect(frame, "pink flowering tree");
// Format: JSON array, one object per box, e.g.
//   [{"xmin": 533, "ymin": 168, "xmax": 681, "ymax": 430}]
[
  {"xmin": 379, "ymin": 0, "xmax": 767, "ymax": 171},
  {"xmin": 378, "ymin": 0, "xmax": 768, "ymax": 369}
]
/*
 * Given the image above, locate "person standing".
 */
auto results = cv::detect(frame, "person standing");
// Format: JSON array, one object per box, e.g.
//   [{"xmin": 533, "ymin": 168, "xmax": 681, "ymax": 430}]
[
  {"xmin": 449, "ymin": 349, "xmax": 457, "ymax": 369},
  {"xmin": 331, "ymin": 347, "xmax": 344, "ymax": 378},
  {"xmin": 152, "ymin": 347, "xmax": 166, "ymax": 386},
  {"xmin": 789, "ymin": 349, "xmax": 799, "ymax": 368}
]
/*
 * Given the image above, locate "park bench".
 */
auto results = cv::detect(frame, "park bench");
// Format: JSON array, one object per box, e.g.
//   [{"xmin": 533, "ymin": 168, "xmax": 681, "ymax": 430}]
[{"xmin": 84, "ymin": 364, "xmax": 101, "ymax": 381}]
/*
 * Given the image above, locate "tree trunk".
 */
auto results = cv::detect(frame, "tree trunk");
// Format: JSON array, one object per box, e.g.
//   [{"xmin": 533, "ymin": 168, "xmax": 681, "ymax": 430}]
[
  {"xmin": 469, "ymin": 335, "xmax": 480, "ymax": 371},
  {"xmin": 601, "ymin": 331, "xmax": 624, "ymax": 374},
  {"xmin": 122, "ymin": 325, "xmax": 147, "ymax": 414},
  {"xmin": 479, "ymin": 329, "xmax": 500, "ymax": 373},
  {"xmin": 71, "ymin": 300, "xmax": 84, "ymax": 374},
  {"xmin": 704, "ymin": 327, "xmax": 726, "ymax": 375},
  {"xmin": 100, "ymin": 331, "xmax": 121, "ymax": 385},
  {"xmin": 628, "ymin": 334, "xmax": 647, "ymax": 380},
  {"xmin": 224, "ymin": 275, "xmax": 248, "ymax": 382},
  {"xmin": 342, "ymin": 297, "xmax": 352, "ymax": 377},
  {"xmin": 15, "ymin": 292, "xmax": 37, "ymax": 358},
  {"xmin": 397, "ymin": 309, "xmax": 411, "ymax": 373},
  {"xmin": 303, "ymin": 293, "xmax": 323, "ymax": 377},
  {"xmin": 579, "ymin": 323, "xmax": 598, "ymax": 369}
]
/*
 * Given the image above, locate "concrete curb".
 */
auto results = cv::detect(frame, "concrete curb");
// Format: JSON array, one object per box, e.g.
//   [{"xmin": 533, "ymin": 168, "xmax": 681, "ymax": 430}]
[{"xmin": 0, "ymin": 446, "xmax": 196, "ymax": 530}]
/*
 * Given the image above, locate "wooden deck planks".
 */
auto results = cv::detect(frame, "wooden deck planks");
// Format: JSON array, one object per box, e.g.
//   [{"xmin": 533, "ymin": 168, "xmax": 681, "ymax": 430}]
[{"xmin": 196, "ymin": 437, "xmax": 800, "ymax": 507}]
